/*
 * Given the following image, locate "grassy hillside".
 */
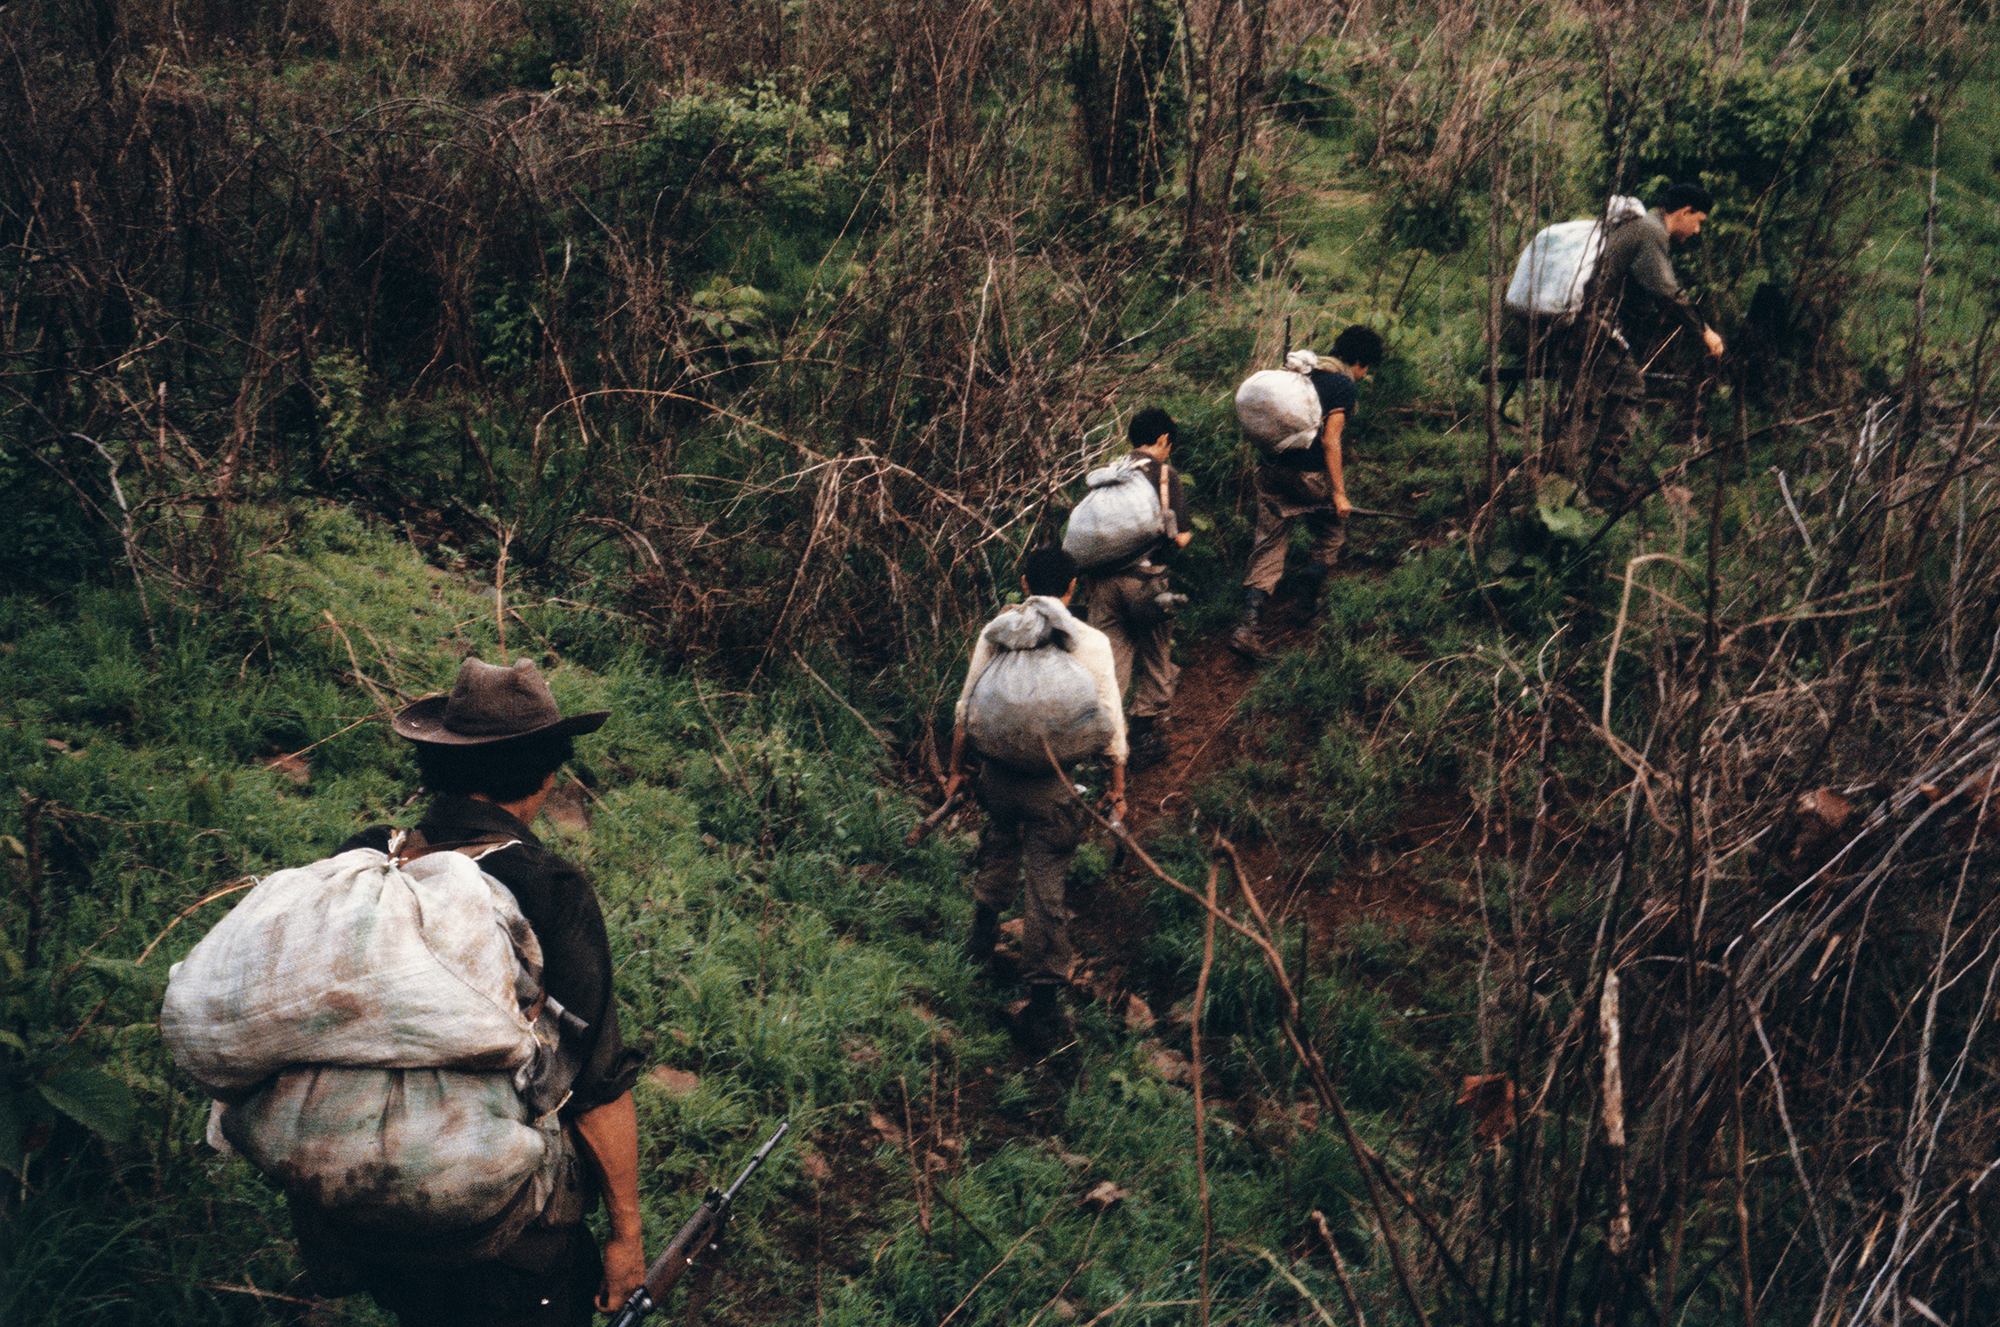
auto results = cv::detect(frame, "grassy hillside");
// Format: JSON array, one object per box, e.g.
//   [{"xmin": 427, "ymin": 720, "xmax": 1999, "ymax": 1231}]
[{"xmin": 7, "ymin": 1, "xmax": 2000, "ymax": 1323}]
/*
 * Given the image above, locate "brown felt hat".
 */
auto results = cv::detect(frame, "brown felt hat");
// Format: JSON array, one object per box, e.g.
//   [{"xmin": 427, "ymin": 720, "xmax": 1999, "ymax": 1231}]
[{"xmin": 392, "ymin": 657, "xmax": 610, "ymax": 746}]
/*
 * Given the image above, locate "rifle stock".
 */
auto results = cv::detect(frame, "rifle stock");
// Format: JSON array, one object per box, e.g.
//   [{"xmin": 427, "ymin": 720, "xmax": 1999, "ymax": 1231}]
[{"xmin": 606, "ymin": 1120, "xmax": 790, "ymax": 1327}]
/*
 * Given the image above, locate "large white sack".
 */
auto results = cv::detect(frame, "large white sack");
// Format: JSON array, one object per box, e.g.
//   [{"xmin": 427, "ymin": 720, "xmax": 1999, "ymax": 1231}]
[
  {"xmin": 1236, "ymin": 351, "xmax": 1323, "ymax": 452},
  {"xmin": 162, "ymin": 846, "xmax": 543, "ymax": 1097},
  {"xmin": 218, "ymin": 1065, "xmax": 561, "ymax": 1248},
  {"xmin": 1504, "ymin": 196, "xmax": 1648, "ymax": 317},
  {"xmin": 1063, "ymin": 456, "xmax": 1164, "ymax": 571},
  {"xmin": 965, "ymin": 601, "xmax": 1115, "ymax": 773}
]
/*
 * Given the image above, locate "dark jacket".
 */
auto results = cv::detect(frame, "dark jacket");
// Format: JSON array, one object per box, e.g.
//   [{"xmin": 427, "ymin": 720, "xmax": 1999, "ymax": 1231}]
[{"xmin": 1583, "ymin": 209, "xmax": 1707, "ymax": 349}]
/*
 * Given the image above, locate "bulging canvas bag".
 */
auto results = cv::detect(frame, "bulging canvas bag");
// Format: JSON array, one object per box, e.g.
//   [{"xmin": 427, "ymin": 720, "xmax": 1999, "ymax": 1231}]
[
  {"xmin": 1063, "ymin": 456, "xmax": 1166, "ymax": 572},
  {"xmin": 161, "ymin": 843, "xmax": 545, "ymax": 1097},
  {"xmin": 965, "ymin": 599, "xmax": 1115, "ymax": 773},
  {"xmin": 1235, "ymin": 350, "xmax": 1325, "ymax": 453},
  {"xmin": 214, "ymin": 1066, "xmax": 569, "ymax": 1259},
  {"xmin": 164, "ymin": 837, "xmax": 571, "ymax": 1253},
  {"xmin": 1504, "ymin": 196, "xmax": 1647, "ymax": 317}
]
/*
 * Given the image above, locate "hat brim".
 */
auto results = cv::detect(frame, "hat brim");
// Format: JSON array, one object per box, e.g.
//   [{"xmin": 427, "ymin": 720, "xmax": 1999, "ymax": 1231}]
[{"xmin": 391, "ymin": 696, "xmax": 610, "ymax": 746}]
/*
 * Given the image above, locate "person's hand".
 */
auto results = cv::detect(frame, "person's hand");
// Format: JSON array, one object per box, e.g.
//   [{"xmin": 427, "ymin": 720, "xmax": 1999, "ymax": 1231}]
[
  {"xmin": 1334, "ymin": 493, "xmax": 1353, "ymax": 518},
  {"xmin": 596, "ymin": 1229, "xmax": 647, "ymax": 1313},
  {"xmin": 1703, "ymin": 326, "xmax": 1725, "ymax": 358}
]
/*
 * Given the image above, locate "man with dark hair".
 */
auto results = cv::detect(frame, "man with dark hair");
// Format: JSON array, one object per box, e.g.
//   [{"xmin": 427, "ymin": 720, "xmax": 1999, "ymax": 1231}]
[
  {"xmin": 308, "ymin": 657, "xmax": 646, "ymax": 1327},
  {"xmin": 1558, "ymin": 181, "xmax": 1726, "ymax": 494},
  {"xmin": 1084, "ymin": 406, "xmax": 1191, "ymax": 768},
  {"xmin": 1230, "ymin": 324, "xmax": 1383, "ymax": 662},
  {"xmin": 945, "ymin": 547, "xmax": 1125, "ymax": 1050}
]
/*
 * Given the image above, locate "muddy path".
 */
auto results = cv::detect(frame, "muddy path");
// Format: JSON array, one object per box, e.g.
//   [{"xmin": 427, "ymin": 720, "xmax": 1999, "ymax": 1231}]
[{"xmin": 1066, "ymin": 581, "xmax": 1479, "ymax": 997}]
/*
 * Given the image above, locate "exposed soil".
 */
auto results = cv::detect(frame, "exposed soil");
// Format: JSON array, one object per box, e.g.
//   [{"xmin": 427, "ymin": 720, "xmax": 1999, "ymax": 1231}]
[{"xmin": 1062, "ymin": 578, "xmax": 1478, "ymax": 1003}]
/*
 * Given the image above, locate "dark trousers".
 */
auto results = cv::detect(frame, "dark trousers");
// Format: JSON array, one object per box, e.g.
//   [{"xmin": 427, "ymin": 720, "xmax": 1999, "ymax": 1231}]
[
  {"xmin": 359, "ymin": 1224, "xmax": 599, "ymax": 1327},
  {"xmin": 1243, "ymin": 464, "xmax": 1346, "ymax": 594},
  {"xmin": 972, "ymin": 761, "xmax": 1088, "ymax": 985},
  {"xmin": 1086, "ymin": 567, "xmax": 1179, "ymax": 720},
  {"xmin": 1554, "ymin": 315, "xmax": 1645, "ymax": 474}
]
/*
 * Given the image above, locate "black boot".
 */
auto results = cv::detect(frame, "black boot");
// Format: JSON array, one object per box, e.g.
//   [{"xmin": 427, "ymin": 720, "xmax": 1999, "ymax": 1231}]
[
  {"xmin": 963, "ymin": 904, "xmax": 1000, "ymax": 964},
  {"xmin": 1227, "ymin": 588, "xmax": 1270, "ymax": 662},
  {"xmin": 1015, "ymin": 982, "xmax": 1074, "ymax": 1053},
  {"xmin": 1129, "ymin": 715, "xmax": 1168, "ymax": 770},
  {"xmin": 1298, "ymin": 564, "xmax": 1330, "ymax": 620}
]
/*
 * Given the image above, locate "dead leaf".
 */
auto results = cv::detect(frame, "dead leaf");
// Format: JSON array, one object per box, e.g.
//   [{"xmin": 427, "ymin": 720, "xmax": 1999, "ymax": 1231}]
[
  {"xmin": 1662, "ymin": 483, "xmax": 1695, "ymax": 510},
  {"xmin": 844, "ymin": 1036, "xmax": 884, "ymax": 1067},
  {"xmin": 799, "ymin": 1148, "xmax": 833, "ymax": 1182},
  {"xmin": 998, "ymin": 917, "xmax": 1025, "ymax": 942},
  {"xmin": 647, "ymin": 1066, "xmax": 699, "ymax": 1097},
  {"xmin": 263, "ymin": 752, "xmax": 310, "ymax": 785},
  {"xmin": 1143, "ymin": 1043, "xmax": 1192, "ymax": 1084},
  {"xmin": 1049, "ymin": 1298, "xmax": 1078, "ymax": 1320},
  {"xmin": 1457, "ymin": 1074, "xmax": 1517, "ymax": 1147},
  {"xmin": 868, "ymin": 1110, "xmax": 905, "ymax": 1146},
  {"xmin": 1797, "ymin": 787, "xmax": 1853, "ymax": 831},
  {"xmin": 1121, "ymin": 993, "xmax": 1155, "ymax": 1032},
  {"xmin": 1081, "ymin": 1180, "xmax": 1130, "ymax": 1211},
  {"xmin": 924, "ymin": 1150, "xmax": 952, "ymax": 1173},
  {"xmin": 1057, "ymin": 1151, "xmax": 1092, "ymax": 1170},
  {"xmin": 542, "ymin": 779, "xmax": 593, "ymax": 833}
]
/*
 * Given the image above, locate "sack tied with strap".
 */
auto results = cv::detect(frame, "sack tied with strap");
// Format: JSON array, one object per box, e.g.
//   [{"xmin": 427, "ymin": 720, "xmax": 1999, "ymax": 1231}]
[
  {"xmin": 1236, "ymin": 349, "xmax": 1327, "ymax": 453},
  {"xmin": 162, "ymin": 834, "xmax": 579, "ymax": 1257},
  {"xmin": 964, "ymin": 598, "xmax": 1115, "ymax": 774},
  {"xmin": 1062, "ymin": 454, "xmax": 1170, "ymax": 572},
  {"xmin": 1504, "ymin": 195, "xmax": 1647, "ymax": 317}
]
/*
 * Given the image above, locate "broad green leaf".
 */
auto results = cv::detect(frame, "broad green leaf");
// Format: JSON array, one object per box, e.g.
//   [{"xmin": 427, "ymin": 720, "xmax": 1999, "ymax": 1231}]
[
  {"xmin": 36, "ymin": 1065, "xmax": 136, "ymax": 1144},
  {"xmin": 1536, "ymin": 500, "xmax": 1593, "ymax": 544},
  {"xmin": 81, "ymin": 955, "xmax": 166, "ymax": 999},
  {"xmin": 0, "ymin": 1087, "xmax": 43, "ymax": 1178}
]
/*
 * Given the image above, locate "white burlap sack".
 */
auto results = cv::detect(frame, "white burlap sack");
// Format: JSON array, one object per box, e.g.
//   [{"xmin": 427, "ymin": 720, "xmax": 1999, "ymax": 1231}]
[
  {"xmin": 1235, "ymin": 350, "xmax": 1324, "ymax": 451},
  {"xmin": 1504, "ymin": 196, "xmax": 1647, "ymax": 316},
  {"xmin": 162, "ymin": 845, "xmax": 543, "ymax": 1097},
  {"xmin": 965, "ymin": 600, "xmax": 1115, "ymax": 773},
  {"xmin": 1063, "ymin": 456, "xmax": 1164, "ymax": 571},
  {"xmin": 217, "ymin": 1065, "xmax": 561, "ymax": 1247}
]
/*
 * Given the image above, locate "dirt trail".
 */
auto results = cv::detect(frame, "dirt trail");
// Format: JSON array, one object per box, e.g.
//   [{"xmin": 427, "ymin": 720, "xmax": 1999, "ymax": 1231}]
[{"xmin": 1071, "ymin": 583, "xmax": 1474, "ymax": 987}]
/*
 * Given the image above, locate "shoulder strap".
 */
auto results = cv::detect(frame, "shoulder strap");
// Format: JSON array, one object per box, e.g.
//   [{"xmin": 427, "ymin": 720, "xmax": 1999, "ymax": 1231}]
[{"xmin": 387, "ymin": 828, "xmax": 521, "ymax": 866}]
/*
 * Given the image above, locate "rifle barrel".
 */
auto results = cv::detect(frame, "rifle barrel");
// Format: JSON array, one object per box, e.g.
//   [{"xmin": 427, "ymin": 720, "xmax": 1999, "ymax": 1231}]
[{"xmin": 608, "ymin": 1120, "xmax": 791, "ymax": 1327}]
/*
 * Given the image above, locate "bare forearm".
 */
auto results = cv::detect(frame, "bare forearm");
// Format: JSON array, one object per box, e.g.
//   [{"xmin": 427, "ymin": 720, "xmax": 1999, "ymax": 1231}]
[
  {"xmin": 575, "ymin": 1091, "xmax": 642, "ymax": 1239},
  {"xmin": 575, "ymin": 1090, "xmax": 646, "ymax": 1309},
  {"xmin": 1322, "ymin": 415, "xmax": 1349, "ymax": 510}
]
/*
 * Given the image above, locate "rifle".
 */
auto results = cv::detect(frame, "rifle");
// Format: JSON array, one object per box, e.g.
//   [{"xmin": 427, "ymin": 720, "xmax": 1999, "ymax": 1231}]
[
  {"xmin": 903, "ymin": 789, "xmax": 968, "ymax": 847},
  {"xmin": 607, "ymin": 1120, "xmax": 791, "ymax": 1327}
]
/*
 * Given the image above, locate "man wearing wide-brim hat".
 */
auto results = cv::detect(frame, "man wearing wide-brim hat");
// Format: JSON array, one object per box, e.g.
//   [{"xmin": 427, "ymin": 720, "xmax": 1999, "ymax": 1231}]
[{"xmin": 299, "ymin": 657, "xmax": 646, "ymax": 1327}]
